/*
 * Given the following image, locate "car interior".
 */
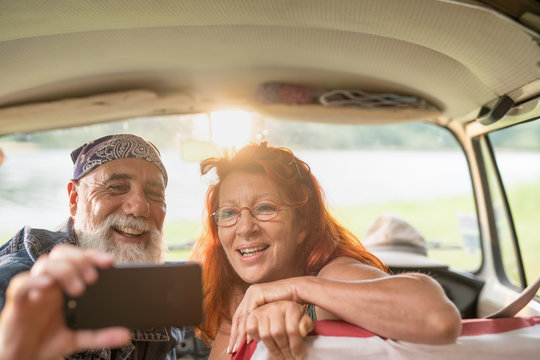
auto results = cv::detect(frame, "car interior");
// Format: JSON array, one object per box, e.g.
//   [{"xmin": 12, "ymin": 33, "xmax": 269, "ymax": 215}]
[{"xmin": 1, "ymin": 0, "xmax": 539, "ymax": 358}]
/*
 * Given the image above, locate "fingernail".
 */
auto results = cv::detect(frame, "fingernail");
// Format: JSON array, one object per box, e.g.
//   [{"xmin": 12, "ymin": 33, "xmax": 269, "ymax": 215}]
[
  {"xmin": 227, "ymin": 346, "xmax": 230, "ymax": 354},
  {"xmin": 246, "ymin": 335, "xmax": 252, "ymax": 344},
  {"xmin": 232, "ymin": 344, "xmax": 238, "ymax": 354}
]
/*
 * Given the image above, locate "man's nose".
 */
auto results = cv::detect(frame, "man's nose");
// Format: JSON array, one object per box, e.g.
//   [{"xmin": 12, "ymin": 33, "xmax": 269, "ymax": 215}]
[{"xmin": 123, "ymin": 191, "xmax": 150, "ymax": 217}]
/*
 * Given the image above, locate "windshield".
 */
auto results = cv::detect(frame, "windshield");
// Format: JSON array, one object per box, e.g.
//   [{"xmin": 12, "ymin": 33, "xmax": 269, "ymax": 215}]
[{"xmin": 0, "ymin": 113, "xmax": 479, "ymax": 271}]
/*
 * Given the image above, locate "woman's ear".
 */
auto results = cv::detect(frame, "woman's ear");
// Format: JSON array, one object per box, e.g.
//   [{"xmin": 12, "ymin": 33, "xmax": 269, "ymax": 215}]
[
  {"xmin": 67, "ymin": 180, "xmax": 79, "ymax": 216},
  {"xmin": 297, "ymin": 221, "xmax": 308, "ymax": 245}
]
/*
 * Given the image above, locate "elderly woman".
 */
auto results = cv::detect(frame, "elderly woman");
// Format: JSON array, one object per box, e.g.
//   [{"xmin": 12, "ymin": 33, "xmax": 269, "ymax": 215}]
[{"xmin": 192, "ymin": 142, "xmax": 461, "ymax": 360}]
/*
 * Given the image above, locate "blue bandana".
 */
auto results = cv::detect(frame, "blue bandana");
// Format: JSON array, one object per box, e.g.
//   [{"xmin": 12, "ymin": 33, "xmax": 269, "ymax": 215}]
[{"xmin": 71, "ymin": 134, "xmax": 168, "ymax": 186}]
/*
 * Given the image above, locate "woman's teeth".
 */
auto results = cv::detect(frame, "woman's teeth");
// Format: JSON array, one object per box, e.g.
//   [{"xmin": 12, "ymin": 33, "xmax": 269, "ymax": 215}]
[{"xmin": 239, "ymin": 246, "xmax": 268, "ymax": 256}]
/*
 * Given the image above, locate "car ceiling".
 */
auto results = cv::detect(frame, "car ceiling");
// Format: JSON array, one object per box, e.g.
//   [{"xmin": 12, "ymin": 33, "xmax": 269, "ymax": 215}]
[{"xmin": 0, "ymin": 0, "xmax": 539, "ymax": 135}]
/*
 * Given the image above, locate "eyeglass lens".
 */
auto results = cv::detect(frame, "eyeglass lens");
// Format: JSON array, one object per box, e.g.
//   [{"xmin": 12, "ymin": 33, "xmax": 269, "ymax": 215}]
[{"xmin": 215, "ymin": 201, "xmax": 279, "ymax": 226}]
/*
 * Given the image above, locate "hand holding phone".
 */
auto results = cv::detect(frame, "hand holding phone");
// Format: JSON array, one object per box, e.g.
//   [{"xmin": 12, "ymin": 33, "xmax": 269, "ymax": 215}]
[{"xmin": 64, "ymin": 262, "xmax": 203, "ymax": 329}]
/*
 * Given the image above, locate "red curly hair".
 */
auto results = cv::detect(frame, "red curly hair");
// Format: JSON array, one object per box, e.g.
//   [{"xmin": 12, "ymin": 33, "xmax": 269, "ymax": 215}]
[{"xmin": 191, "ymin": 142, "xmax": 387, "ymax": 340}]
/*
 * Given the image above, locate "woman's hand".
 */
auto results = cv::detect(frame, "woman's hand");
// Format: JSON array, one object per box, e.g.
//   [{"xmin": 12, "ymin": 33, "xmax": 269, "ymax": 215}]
[
  {"xmin": 228, "ymin": 280, "xmax": 304, "ymax": 354},
  {"xmin": 230, "ymin": 300, "xmax": 313, "ymax": 360},
  {"xmin": 0, "ymin": 245, "xmax": 131, "ymax": 360}
]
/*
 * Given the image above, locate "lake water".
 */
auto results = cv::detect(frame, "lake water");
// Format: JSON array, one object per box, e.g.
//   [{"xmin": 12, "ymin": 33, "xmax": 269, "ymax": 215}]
[{"xmin": 1, "ymin": 149, "xmax": 539, "ymax": 235}]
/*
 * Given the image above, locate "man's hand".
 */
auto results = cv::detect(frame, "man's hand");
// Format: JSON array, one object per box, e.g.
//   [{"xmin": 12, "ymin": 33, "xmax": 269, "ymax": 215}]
[{"xmin": 0, "ymin": 245, "xmax": 131, "ymax": 360}]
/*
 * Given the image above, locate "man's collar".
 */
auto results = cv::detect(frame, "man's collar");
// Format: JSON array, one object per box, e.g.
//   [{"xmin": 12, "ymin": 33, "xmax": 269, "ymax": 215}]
[{"xmin": 24, "ymin": 218, "xmax": 77, "ymax": 262}]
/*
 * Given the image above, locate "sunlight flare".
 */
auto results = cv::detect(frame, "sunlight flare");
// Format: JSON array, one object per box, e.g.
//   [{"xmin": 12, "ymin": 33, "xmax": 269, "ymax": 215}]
[{"xmin": 210, "ymin": 111, "xmax": 253, "ymax": 150}]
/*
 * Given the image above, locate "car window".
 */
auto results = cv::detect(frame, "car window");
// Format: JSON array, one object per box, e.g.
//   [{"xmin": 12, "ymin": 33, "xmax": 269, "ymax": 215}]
[
  {"xmin": 261, "ymin": 117, "xmax": 480, "ymax": 272},
  {"xmin": 0, "ymin": 114, "xmax": 480, "ymax": 272},
  {"xmin": 488, "ymin": 119, "xmax": 540, "ymax": 294},
  {"xmin": 0, "ymin": 115, "xmax": 206, "ymax": 261}
]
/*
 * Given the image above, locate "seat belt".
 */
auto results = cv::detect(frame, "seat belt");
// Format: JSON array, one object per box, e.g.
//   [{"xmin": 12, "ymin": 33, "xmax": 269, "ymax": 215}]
[{"xmin": 486, "ymin": 273, "xmax": 540, "ymax": 318}]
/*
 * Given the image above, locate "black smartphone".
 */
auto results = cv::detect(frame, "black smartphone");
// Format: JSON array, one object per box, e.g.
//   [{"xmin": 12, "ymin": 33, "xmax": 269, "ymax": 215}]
[{"xmin": 64, "ymin": 262, "xmax": 203, "ymax": 329}]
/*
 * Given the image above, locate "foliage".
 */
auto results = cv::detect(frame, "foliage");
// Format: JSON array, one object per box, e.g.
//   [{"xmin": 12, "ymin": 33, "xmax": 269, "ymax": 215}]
[
  {"xmin": 0, "ymin": 115, "xmax": 200, "ymax": 150},
  {"xmin": 3, "ymin": 114, "xmax": 539, "ymax": 152},
  {"xmin": 264, "ymin": 119, "xmax": 460, "ymax": 150},
  {"xmin": 490, "ymin": 119, "xmax": 540, "ymax": 151}
]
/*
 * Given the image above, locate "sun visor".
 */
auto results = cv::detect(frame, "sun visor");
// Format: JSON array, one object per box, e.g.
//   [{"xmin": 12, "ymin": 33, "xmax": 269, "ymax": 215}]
[
  {"xmin": 0, "ymin": 90, "xmax": 197, "ymax": 136},
  {"xmin": 250, "ymin": 82, "xmax": 441, "ymax": 124},
  {"xmin": 252, "ymin": 103, "xmax": 441, "ymax": 125}
]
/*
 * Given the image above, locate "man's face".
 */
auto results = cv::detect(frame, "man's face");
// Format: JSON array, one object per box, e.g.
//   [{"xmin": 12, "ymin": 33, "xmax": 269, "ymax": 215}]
[{"xmin": 69, "ymin": 158, "xmax": 167, "ymax": 263}]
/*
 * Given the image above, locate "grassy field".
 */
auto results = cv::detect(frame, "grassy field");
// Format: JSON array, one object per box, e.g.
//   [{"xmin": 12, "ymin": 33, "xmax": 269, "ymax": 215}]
[{"xmin": 330, "ymin": 195, "xmax": 481, "ymax": 269}]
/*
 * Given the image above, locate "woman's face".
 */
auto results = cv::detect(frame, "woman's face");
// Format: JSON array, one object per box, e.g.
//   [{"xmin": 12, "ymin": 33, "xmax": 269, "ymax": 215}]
[{"xmin": 217, "ymin": 170, "xmax": 307, "ymax": 284}]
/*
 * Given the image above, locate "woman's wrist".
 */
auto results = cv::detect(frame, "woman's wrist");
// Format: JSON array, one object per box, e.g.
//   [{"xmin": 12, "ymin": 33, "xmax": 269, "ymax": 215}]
[{"xmin": 292, "ymin": 275, "xmax": 320, "ymax": 305}]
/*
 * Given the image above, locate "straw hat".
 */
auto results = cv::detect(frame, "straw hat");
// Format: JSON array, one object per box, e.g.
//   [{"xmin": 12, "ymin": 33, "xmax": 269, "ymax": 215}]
[{"xmin": 363, "ymin": 213, "xmax": 447, "ymax": 269}]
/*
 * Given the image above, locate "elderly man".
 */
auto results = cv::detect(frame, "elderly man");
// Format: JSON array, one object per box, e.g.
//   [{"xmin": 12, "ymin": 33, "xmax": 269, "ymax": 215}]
[{"xmin": 0, "ymin": 134, "xmax": 179, "ymax": 360}]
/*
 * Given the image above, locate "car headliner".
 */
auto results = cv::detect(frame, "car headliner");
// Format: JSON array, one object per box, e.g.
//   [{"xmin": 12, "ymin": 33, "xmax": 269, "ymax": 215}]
[{"xmin": 0, "ymin": 0, "xmax": 539, "ymax": 135}]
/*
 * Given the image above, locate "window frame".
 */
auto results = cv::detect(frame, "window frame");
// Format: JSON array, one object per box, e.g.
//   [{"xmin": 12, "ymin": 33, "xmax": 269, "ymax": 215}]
[
  {"xmin": 473, "ymin": 135, "xmax": 527, "ymax": 289},
  {"xmin": 465, "ymin": 94, "xmax": 540, "ymax": 293}
]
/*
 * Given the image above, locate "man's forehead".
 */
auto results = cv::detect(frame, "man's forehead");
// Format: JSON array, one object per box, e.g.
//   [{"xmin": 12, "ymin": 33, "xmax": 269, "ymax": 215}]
[{"xmin": 89, "ymin": 158, "xmax": 166, "ymax": 186}]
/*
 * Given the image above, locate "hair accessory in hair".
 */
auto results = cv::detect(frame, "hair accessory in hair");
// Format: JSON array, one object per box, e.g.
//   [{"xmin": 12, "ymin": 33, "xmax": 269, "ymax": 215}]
[
  {"xmin": 71, "ymin": 134, "xmax": 168, "ymax": 185},
  {"xmin": 288, "ymin": 157, "xmax": 302, "ymax": 177}
]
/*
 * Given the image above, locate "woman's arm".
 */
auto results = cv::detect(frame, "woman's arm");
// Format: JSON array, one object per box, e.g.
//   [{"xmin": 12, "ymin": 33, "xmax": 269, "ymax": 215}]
[
  {"xmin": 228, "ymin": 256, "xmax": 461, "ymax": 353},
  {"xmin": 307, "ymin": 256, "xmax": 461, "ymax": 344}
]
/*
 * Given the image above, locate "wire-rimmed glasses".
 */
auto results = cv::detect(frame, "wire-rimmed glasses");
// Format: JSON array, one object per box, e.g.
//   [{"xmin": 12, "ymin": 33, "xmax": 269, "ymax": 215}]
[{"xmin": 212, "ymin": 199, "xmax": 298, "ymax": 227}]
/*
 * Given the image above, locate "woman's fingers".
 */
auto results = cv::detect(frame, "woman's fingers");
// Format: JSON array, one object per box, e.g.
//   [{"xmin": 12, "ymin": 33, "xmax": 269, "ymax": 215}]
[
  {"xmin": 280, "ymin": 304, "xmax": 313, "ymax": 359},
  {"xmin": 252, "ymin": 313, "xmax": 285, "ymax": 360},
  {"xmin": 283, "ymin": 314, "xmax": 306, "ymax": 359},
  {"xmin": 228, "ymin": 310, "xmax": 246, "ymax": 354},
  {"xmin": 238, "ymin": 301, "xmax": 310, "ymax": 359},
  {"xmin": 228, "ymin": 282, "xmax": 294, "ymax": 354},
  {"xmin": 228, "ymin": 287, "xmax": 262, "ymax": 352},
  {"xmin": 298, "ymin": 312, "xmax": 314, "ymax": 338}
]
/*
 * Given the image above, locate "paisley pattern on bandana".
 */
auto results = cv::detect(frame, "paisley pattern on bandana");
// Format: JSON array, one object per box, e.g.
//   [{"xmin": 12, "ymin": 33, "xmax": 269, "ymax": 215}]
[{"xmin": 71, "ymin": 134, "xmax": 168, "ymax": 186}]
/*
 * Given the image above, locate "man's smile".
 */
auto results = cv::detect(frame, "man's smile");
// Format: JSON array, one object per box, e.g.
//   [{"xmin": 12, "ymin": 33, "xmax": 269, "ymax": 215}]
[{"xmin": 113, "ymin": 225, "xmax": 146, "ymax": 237}]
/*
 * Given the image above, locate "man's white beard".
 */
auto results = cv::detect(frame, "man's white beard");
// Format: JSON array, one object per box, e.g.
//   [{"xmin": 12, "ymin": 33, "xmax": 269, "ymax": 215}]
[{"xmin": 73, "ymin": 212, "xmax": 165, "ymax": 264}]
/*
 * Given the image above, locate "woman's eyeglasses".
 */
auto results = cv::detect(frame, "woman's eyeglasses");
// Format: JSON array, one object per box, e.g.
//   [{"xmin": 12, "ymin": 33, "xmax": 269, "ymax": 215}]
[{"xmin": 212, "ymin": 199, "xmax": 296, "ymax": 227}]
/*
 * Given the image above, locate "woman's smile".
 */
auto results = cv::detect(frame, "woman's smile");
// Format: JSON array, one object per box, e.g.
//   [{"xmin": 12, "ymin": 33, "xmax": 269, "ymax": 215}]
[{"xmin": 237, "ymin": 244, "xmax": 269, "ymax": 258}]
